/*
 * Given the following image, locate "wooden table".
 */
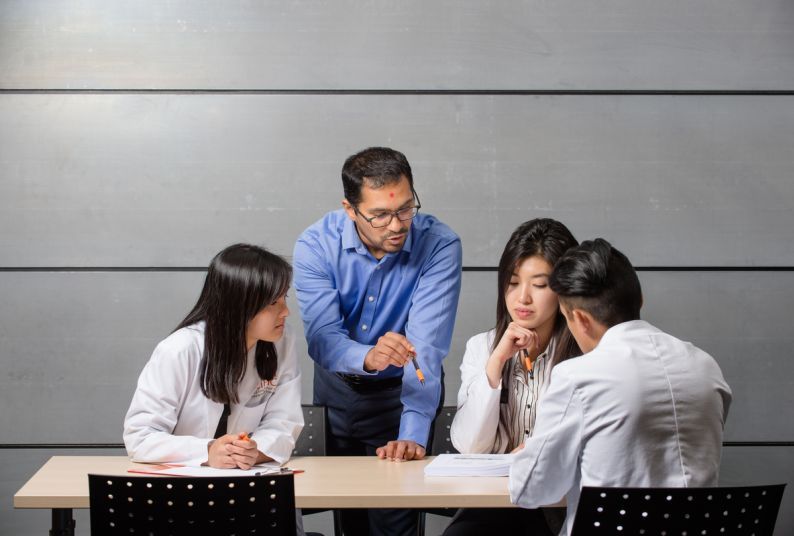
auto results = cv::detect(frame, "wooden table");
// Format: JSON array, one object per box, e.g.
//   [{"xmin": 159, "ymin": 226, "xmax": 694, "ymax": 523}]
[{"xmin": 15, "ymin": 455, "xmax": 528, "ymax": 535}]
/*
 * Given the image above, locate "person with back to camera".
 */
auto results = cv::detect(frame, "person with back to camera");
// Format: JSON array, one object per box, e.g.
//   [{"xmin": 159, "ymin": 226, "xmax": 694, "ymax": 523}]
[
  {"xmin": 124, "ymin": 243, "xmax": 303, "ymax": 471},
  {"xmin": 443, "ymin": 218, "xmax": 580, "ymax": 536},
  {"xmin": 293, "ymin": 147, "xmax": 462, "ymax": 536},
  {"xmin": 508, "ymin": 238, "xmax": 732, "ymax": 536}
]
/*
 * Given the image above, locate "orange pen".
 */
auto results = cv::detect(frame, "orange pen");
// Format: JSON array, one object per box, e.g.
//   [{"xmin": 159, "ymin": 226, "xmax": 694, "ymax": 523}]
[
  {"xmin": 410, "ymin": 355, "xmax": 426, "ymax": 386},
  {"xmin": 522, "ymin": 349, "xmax": 534, "ymax": 380},
  {"xmin": 238, "ymin": 432, "xmax": 251, "ymax": 442}
]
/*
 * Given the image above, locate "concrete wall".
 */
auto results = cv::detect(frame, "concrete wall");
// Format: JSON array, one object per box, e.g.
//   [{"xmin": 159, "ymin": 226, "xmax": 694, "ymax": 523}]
[{"xmin": 2, "ymin": 1, "xmax": 793, "ymax": 534}]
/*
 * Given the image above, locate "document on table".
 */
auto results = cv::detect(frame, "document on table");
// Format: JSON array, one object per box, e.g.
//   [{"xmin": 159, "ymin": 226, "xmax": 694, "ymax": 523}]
[
  {"xmin": 128, "ymin": 462, "xmax": 285, "ymax": 477},
  {"xmin": 423, "ymin": 453, "xmax": 513, "ymax": 477}
]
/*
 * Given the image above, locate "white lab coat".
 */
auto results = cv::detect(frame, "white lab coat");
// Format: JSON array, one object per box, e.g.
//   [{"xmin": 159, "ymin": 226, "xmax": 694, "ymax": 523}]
[
  {"xmin": 124, "ymin": 322, "xmax": 304, "ymax": 466},
  {"xmin": 450, "ymin": 330, "xmax": 553, "ymax": 454},
  {"xmin": 509, "ymin": 320, "xmax": 732, "ymax": 536}
]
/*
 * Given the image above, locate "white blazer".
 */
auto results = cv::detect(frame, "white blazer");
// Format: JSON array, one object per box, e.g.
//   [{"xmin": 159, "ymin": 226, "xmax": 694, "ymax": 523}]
[
  {"xmin": 450, "ymin": 331, "xmax": 504, "ymax": 453},
  {"xmin": 451, "ymin": 330, "xmax": 555, "ymax": 454},
  {"xmin": 509, "ymin": 320, "xmax": 732, "ymax": 536},
  {"xmin": 124, "ymin": 322, "xmax": 304, "ymax": 466}
]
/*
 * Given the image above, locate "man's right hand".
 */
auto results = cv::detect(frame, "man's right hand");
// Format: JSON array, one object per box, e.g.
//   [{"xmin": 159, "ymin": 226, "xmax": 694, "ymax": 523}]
[{"xmin": 364, "ymin": 332, "xmax": 415, "ymax": 372}]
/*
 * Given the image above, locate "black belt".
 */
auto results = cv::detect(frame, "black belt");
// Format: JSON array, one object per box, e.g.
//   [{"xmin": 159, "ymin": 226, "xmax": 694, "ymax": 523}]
[{"xmin": 336, "ymin": 373, "xmax": 403, "ymax": 393}]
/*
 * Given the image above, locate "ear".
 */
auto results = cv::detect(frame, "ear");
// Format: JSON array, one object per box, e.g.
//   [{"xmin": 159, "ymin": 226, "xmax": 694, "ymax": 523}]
[
  {"xmin": 341, "ymin": 199, "xmax": 357, "ymax": 221},
  {"xmin": 572, "ymin": 308, "xmax": 594, "ymax": 336}
]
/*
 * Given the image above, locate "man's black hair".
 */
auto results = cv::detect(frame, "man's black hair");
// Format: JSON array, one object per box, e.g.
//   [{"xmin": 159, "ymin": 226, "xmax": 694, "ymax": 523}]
[
  {"xmin": 549, "ymin": 238, "xmax": 642, "ymax": 327},
  {"xmin": 342, "ymin": 147, "xmax": 414, "ymax": 206}
]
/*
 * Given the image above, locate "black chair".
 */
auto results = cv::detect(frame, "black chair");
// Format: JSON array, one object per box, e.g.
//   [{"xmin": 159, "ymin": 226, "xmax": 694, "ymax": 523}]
[
  {"xmin": 293, "ymin": 404, "xmax": 328, "ymax": 458},
  {"xmin": 430, "ymin": 406, "xmax": 459, "ymax": 456},
  {"xmin": 89, "ymin": 472, "xmax": 297, "ymax": 535},
  {"xmin": 418, "ymin": 406, "xmax": 460, "ymax": 536},
  {"xmin": 294, "ymin": 404, "xmax": 342, "ymax": 536},
  {"xmin": 571, "ymin": 484, "xmax": 787, "ymax": 536}
]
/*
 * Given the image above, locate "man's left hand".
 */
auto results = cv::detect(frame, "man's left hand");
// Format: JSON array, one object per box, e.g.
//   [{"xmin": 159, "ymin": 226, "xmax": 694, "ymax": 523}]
[{"xmin": 376, "ymin": 440, "xmax": 426, "ymax": 462}]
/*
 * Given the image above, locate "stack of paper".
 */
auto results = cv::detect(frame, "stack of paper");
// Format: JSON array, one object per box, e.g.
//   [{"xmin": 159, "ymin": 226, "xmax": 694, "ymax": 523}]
[{"xmin": 423, "ymin": 453, "xmax": 513, "ymax": 477}]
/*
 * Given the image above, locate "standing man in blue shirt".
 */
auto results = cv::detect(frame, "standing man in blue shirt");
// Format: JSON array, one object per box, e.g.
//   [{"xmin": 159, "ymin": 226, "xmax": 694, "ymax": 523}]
[{"xmin": 293, "ymin": 147, "xmax": 462, "ymax": 536}]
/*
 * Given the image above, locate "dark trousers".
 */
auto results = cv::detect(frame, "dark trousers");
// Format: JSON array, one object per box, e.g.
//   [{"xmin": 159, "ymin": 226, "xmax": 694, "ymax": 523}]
[
  {"xmin": 441, "ymin": 507, "xmax": 561, "ymax": 536},
  {"xmin": 314, "ymin": 365, "xmax": 443, "ymax": 536}
]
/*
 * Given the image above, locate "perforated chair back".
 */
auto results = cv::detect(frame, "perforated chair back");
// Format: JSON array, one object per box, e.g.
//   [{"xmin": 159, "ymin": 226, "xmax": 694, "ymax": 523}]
[
  {"xmin": 293, "ymin": 404, "xmax": 328, "ymax": 456},
  {"xmin": 88, "ymin": 472, "xmax": 297, "ymax": 536},
  {"xmin": 430, "ymin": 406, "xmax": 458, "ymax": 455},
  {"xmin": 571, "ymin": 484, "xmax": 786, "ymax": 536}
]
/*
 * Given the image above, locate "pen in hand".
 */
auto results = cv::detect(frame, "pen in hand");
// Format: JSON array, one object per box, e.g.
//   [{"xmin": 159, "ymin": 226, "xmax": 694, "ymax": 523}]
[
  {"xmin": 522, "ymin": 349, "xmax": 534, "ymax": 380},
  {"xmin": 410, "ymin": 355, "xmax": 425, "ymax": 386}
]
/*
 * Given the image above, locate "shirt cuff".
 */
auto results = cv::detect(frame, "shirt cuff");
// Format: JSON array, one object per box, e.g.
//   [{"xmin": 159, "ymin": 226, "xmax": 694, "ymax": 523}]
[{"xmin": 398, "ymin": 411, "xmax": 432, "ymax": 448}]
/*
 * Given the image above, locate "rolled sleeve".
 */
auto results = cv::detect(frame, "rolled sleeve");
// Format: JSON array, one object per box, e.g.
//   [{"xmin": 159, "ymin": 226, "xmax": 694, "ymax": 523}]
[
  {"xmin": 293, "ymin": 233, "xmax": 373, "ymax": 374},
  {"xmin": 401, "ymin": 237, "xmax": 462, "ymax": 446}
]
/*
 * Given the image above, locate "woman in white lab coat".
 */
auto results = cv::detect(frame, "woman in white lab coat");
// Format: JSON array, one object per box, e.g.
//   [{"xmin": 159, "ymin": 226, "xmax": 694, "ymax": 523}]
[
  {"xmin": 123, "ymin": 243, "xmax": 303, "ymax": 469},
  {"xmin": 443, "ymin": 219, "xmax": 580, "ymax": 536}
]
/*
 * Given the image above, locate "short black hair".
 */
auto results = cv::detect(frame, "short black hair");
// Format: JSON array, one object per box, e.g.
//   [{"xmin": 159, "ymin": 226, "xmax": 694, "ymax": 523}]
[
  {"xmin": 549, "ymin": 238, "xmax": 642, "ymax": 327},
  {"xmin": 342, "ymin": 147, "xmax": 414, "ymax": 206}
]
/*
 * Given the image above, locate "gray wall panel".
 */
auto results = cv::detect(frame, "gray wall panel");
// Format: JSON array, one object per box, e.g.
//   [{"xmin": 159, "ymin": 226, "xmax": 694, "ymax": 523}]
[
  {"xmin": 2, "ymin": 0, "xmax": 793, "ymax": 90},
  {"xmin": 1, "ymin": 270, "xmax": 792, "ymax": 443},
  {"xmin": 2, "ymin": 94, "xmax": 793, "ymax": 267},
  {"xmin": 2, "ymin": 2, "xmax": 792, "ymax": 536}
]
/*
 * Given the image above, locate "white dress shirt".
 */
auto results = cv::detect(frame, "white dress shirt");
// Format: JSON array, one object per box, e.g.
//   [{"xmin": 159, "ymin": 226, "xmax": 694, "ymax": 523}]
[
  {"xmin": 509, "ymin": 320, "xmax": 732, "ymax": 536},
  {"xmin": 124, "ymin": 322, "xmax": 304, "ymax": 466},
  {"xmin": 450, "ymin": 330, "xmax": 554, "ymax": 454}
]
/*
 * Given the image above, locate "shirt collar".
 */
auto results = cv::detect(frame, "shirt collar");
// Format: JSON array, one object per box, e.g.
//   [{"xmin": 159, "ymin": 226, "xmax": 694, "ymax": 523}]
[
  {"xmin": 341, "ymin": 216, "xmax": 366, "ymax": 254},
  {"xmin": 594, "ymin": 319, "xmax": 655, "ymax": 351}
]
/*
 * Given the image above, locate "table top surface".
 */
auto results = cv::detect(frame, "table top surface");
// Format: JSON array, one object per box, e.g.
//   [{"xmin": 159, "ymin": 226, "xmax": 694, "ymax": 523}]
[{"xmin": 14, "ymin": 455, "xmax": 530, "ymax": 509}]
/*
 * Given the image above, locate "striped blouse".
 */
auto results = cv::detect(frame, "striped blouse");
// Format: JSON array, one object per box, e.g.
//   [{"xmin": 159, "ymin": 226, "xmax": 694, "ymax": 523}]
[{"xmin": 493, "ymin": 338, "xmax": 556, "ymax": 453}]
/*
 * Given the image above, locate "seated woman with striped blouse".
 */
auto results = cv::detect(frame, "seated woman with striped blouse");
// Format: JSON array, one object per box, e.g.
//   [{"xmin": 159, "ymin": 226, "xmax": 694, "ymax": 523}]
[{"xmin": 445, "ymin": 218, "xmax": 581, "ymax": 536}]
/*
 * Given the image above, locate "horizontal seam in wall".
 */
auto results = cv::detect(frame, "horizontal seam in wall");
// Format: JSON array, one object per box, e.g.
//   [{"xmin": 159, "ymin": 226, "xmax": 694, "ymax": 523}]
[
  {"xmin": 466, "ymin": 266, "xmax": 794, "ymax": 272},
  {"xmin": 1, "ymin": 267, "xmax": 793, "ymax": 273},
  {"xmin": 1, "ymin": 89, "xmax": 794, "ymax": 96},
  {"xmin": 1, "ymin": 442, "xmax": 791, "ymax": 449}
]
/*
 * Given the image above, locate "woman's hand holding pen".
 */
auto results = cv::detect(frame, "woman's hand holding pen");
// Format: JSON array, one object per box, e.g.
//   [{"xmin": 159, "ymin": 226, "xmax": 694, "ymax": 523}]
[
  {"xmin": 485, "ymin": 322, "xmax": 539, "ymax": 388},
  {"xmin": 364, "ymin": 332, "xmax": 415, "ymax": 372},
  {"xmin": 208, "ymin": 433, "xmax": 271, "ymax": 470}
]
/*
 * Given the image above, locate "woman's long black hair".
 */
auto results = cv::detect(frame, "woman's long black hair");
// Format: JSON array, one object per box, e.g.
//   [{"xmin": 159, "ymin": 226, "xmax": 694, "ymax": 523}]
[
  {"xmin": 493, "ymin": 218, "xmax": 581, "ymax": 367},
  {"xmin": 174, "ymin": 244, "xmax": 292, "ymax": 405}
]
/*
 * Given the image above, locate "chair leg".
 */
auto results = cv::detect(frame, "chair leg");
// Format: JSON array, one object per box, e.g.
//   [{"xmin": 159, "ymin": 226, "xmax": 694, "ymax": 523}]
[
  {"xmin": 332, "ymin": 510, "xmax": 343, "ymax": 536},
  {"xmin": 417, "ymin": 510, "xmax": 426, "ymax": 536}
]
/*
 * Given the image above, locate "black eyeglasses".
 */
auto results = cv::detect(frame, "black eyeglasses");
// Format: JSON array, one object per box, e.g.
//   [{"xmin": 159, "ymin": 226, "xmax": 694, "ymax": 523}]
[{"xmin": 354, "ymin": 193, "xmax": 422, "ymax": 229}]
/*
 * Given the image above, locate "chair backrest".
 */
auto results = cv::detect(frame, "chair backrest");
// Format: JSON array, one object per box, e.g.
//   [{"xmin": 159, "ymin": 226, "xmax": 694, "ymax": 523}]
[
  {"xmin": 430, "ymin": 406, "xmax": 459, "ymax": 455},
  {"xmin": 571, "ymin": 484, "xmax": 786, "ymax": 536},
  {"xmin": 89, "ymin": 472, "xmax": 297, "ymax": 536},
  {"xmin": 293, "ymin": 404, "xmax": 328, "ymax": 456}
]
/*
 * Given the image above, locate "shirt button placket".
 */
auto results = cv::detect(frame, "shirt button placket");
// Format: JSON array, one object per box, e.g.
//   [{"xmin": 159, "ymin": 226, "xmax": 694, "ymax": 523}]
[{"xmin": 362, "ymin": 262, "xmax": 382, "ymax": 335}]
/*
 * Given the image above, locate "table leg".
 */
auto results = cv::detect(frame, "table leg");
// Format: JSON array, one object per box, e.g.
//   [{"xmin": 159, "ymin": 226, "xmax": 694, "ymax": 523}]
[{"xmin": 50, "ymin": 508, "xmax": 75, "ymax": 536}]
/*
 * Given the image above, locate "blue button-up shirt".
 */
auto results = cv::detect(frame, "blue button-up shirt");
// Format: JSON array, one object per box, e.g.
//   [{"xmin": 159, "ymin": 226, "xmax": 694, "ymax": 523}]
[{"xmin": 293, "ymin": 209, "xmax": 462, "ymax": 446}]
